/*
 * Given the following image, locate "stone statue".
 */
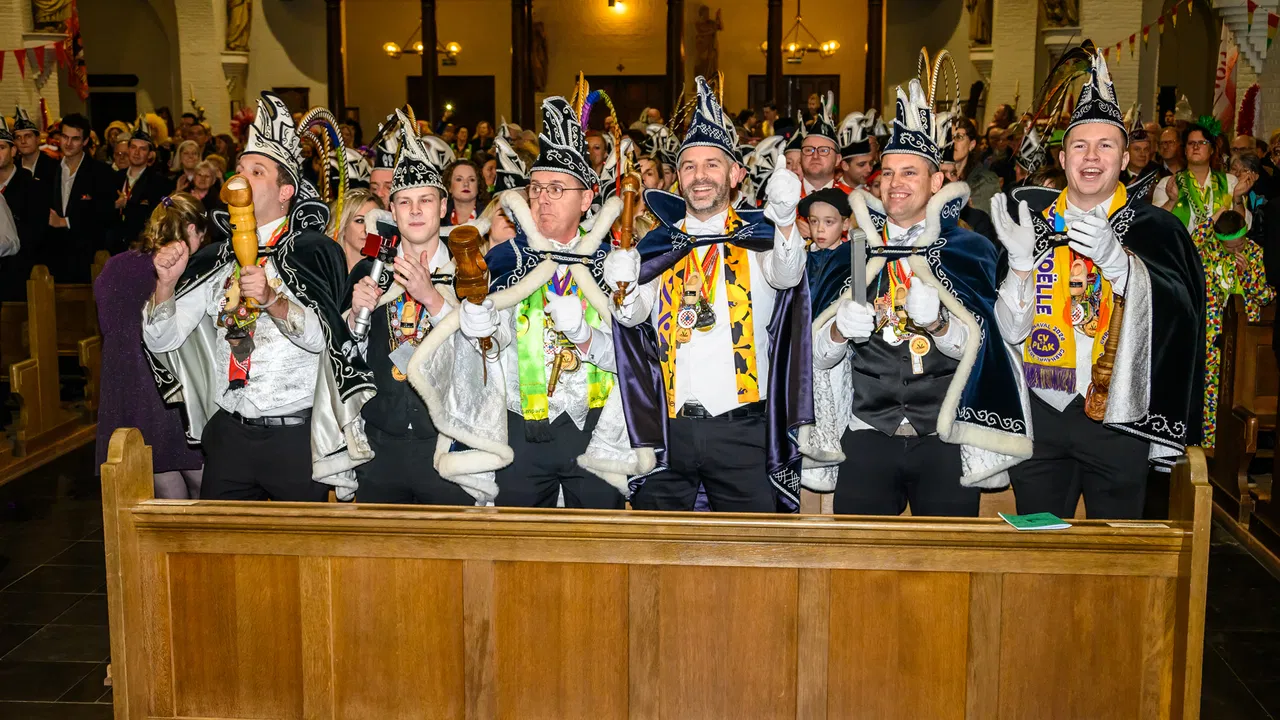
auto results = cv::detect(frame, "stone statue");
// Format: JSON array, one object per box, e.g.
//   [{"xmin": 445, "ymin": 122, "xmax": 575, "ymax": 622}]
[
  {"xmin": 1040, "ymin": 0, "xmax": 1079, "ymax": 28},
  {"xmin": 694, "ymin": 5, "xmax": 723, "ymax": 80},
  {"xmin": 532, "ymin": 21, "xmax": 548, "ymax": 93},
  {"xmin": 226, "ymin": 0, "xmax": 252, "ymax": 52},
  {"xmin": 965, "ymin": 0, "xmax": 992, "ymax": 45},
  {"xmin": 31, "ymin": 0, "xmax": 71, "ymax": 32}
]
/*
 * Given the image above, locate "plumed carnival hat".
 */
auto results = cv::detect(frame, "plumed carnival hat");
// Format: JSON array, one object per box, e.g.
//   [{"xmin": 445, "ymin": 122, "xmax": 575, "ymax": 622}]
[
  {"xmin": 329, "ymin": 147, "xmax": 371, "ymax": 189},
  {"xmin": 243, "ymin": 91, "xmax": 305, "ymax": 183},
  {"xmin": 884, "ymin": 79, "xmax": 941, "ymax": 167},
  {"xmin": 421, "ymin": 134, "xmax": 456, "ymax": 169},
  {"xmin": 935, "ymin": 111, "xmax": 957, "ymax": 164},
  {"xmin": 784, "ymin": 111, "xmax": 806, "ymax": 153},
  {"xmin": 838, "ymin": 110, "xmax": 877, "ymax": 159},
  {"xmin": 645, "ymin": 123, "xmax": 680, "ymax": 169},
  {"xmin": 1016, "ymin": 126, "xmax": 1048, "ymax": 173},
  {"xmin": 679, "ymin": 75, "xmax": 740, "ymax": 164},
  {"xmin": 370, "ymin": 113, "xmax": 401, "ymax": 171},
  {"xmin": 12, "ymin": 106, "xmax": 36, "ymax": 134},
  {"xmin": 531, "ymin": 95, "xmax": 597, "ymax": 190},
  {"xmin": 492, "ymin": 135, "xmax": 529, "ymax": 193},
  {"xmin": 130, "ymin": 114, "xmax": 153, "ymax": 147},
  {"xmin": 1066, "ymin": 50, "xmax": 1126, "ymax": 137},
  {"xmin": 497, "ymin": 116, "xmax": 515, "ymax": 143},
  {"xmin": 746, "ymin": 134, "xmax": 786, "ymax": 201},
  {"xmin": 806, "ymin": 91, "xmax": 838, "ymax": 148},
  {"xmin": 1124, "ymin": 102, "xmax": 1147, "ymax": 142},
  {"xmin": 389, "ymin": 108, "xmax": 446, "ymax": 198},
  {"xmin": 0, "ymin": 116, "xmax": 15, "ymax": 146}
]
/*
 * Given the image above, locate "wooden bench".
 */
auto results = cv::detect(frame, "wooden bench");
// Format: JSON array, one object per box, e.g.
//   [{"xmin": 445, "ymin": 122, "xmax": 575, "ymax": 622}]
[
  {"xmin": 1212, "ymin": 296, "xmax": 1277, "ymax": 524},
  {"xmin": 102, "ymin": 426, "xmax": 1211, "ymax": 719},
  {"xmin": 2, "ymin": 266, "xmax": 79, "ymax": 457}
]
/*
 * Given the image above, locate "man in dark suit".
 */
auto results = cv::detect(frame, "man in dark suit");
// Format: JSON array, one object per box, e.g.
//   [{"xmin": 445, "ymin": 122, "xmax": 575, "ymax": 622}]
[
  {"xmin": 112, "ymin": 115, "xmax": 173, "ymax": 253},
  {"xmin": 0, "ymin": 116, "xmax": 48, "ymax": 299},
  {"xmin": 13, "ymin": 106, "xmax": 58, "ymax": 188},
  {"xmin": 45, "ymin": 113, "xmax": 114, "ymax": 282}
]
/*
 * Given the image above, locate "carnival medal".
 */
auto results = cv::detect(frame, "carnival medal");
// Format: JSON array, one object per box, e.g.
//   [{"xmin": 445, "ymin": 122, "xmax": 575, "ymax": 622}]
[{"xmin": 908, "ymin": 334, "xmax": 931, "ymax": 375}]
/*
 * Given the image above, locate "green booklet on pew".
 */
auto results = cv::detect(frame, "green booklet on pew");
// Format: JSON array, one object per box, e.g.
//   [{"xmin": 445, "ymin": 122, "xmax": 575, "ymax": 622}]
[{"xmin": 998, "ymin": 512, "xmax": 1072, "ymax": 531}]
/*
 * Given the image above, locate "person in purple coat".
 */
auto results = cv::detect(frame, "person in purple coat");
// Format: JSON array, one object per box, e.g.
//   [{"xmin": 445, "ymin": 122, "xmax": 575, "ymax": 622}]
[{"xmin": 94, "ymin": 193, "xmax": 206, "ymax": 497}]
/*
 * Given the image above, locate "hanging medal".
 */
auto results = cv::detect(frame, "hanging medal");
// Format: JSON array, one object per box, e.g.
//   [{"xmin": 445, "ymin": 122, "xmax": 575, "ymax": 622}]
[
  {"xmin": 908, "ymin": 334, "xmax": 931, "ymax": 375},
  {"xmin": 692, "ymin": 245, "xmax": 720, "ymax": 331},
  {"xmin": 676, "ymin": 271, "xmax": 700, "ymax": 345}
]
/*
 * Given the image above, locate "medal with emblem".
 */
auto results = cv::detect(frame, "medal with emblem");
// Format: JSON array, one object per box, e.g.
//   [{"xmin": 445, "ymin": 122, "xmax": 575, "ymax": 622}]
[
  {"xmin": 676, "ymin": 271, "xmax": 701, "ymax": 344},
  {"xmin": 909, "ymin": 333, "xmax": 931, "ymax": 375}
]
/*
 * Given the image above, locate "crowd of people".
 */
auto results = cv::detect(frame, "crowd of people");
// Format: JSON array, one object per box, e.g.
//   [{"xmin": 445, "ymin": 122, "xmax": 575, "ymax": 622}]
[{"xmin": 8, "ymin": 42, "xmax": 1278, "ymax": 520}]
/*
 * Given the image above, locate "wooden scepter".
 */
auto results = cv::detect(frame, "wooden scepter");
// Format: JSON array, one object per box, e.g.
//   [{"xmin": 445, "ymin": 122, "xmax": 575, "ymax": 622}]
[
  {"xmin": 613, "ymin": 172, "xmax": 643, "ymax": 308},
  {"xmin": 220, "ymin": 174, "xmax": 257, "ymax": 312},
  {"xmin": 1084, "ymin": 287, "xmax": 1126, "ymax": 422},
  {"xmin": 448, "ymin": 225, "xmax": 492, "ymax": 383}
]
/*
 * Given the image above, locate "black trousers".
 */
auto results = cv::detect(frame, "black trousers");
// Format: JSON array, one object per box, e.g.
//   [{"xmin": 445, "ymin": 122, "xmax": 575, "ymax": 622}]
[
  {"xmin": 495, "ymin": 409, "xmax": 624, "ymax": 509},
  {"xmin": 1010, "ymin": 395, "xmax": 1151, "ymax": 519},
  {"xmin": 629, "ymin": 413, "xmax": 777, "ymax": 513},
  {"xmin": 833, "ymin": 429, "xmax": 978, "ymax": 517},
  {"xmin": 356, "ymin": 425, "xmax": 475, "ymax": 506},
  {"xmin": 200, "ymin": 409, "xmax": 330, "ymax": 502}
]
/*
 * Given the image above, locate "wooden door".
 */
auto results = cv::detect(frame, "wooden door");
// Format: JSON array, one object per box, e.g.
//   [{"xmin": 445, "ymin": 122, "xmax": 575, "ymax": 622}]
[
  {"xmin": 406, "ymin": 75, "xmax": 496, "ymax": 137},
  {"xmin": 582, "ymin": 75, "xmax": 667, "ymax": 130},
  {"xmin": 747, "ymin": 74, "xmax": 841, "ymax": 119}
]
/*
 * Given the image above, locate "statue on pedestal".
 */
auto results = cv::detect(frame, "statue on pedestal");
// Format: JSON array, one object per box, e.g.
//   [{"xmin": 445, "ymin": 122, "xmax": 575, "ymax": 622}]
[
  {"xmin": 1041, "ymin": 0, "xmax": 1079, "ymax": 28},
  {"xmin": 226, "ymin": 0, "xmax": 252, "ymax": 52},
  {"xmin": 31, "ymin": 0, "xmax": 71, "ymax": 32},
  {"xmin": 694, "ymin": 5, "xmax": 723, "ymax": 80},
  {"xmin": 965, "ymin": 0, "xmax": 993, "ymax": 45}
]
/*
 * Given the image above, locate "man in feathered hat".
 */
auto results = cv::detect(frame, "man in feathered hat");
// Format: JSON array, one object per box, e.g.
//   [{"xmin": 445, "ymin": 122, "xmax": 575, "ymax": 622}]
[
  {"xmin": 799, "ymin": 92, "xmax": 850, "ymax": 198},
  {"xmin": 407, "ymin": 93, "xmax": 631, "ymax": 509},
  {"xmin": 143, "ymin": 91, "xmax": 375, "ymax": 502},
  {"xmin": 491, "ymin": 119, "xmax": 529, "ymax": 194},
  {"xmin": 603, "ymin": 75, "xmax": 812, "ymax": 513},
  {"xmin": 13, "ymin": 106, "xmax": 57, "ymax": 188},
  {"xmin": 837, "ymin": 110, "xmax": 877, "ymax": 191},
  {"xmin": 990, "ymin": 50, "xmax": 1204, "ymax": 518},
  {"xmin": 345, "ymin": 110, "xmax": 469, "ymax": 505},
  {"xmin": 112, "ymin": 114, "xmax": 174, "ymax": 253},
  {"xmin": 804, "ymin": 79, "xmax": 1031, "ymax": 516}
]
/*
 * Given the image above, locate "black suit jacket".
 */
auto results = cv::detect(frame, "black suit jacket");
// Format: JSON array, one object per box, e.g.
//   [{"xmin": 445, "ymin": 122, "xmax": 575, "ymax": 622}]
[
  {"xmin": 0, "ymin": 166, "xmax": 51, "ymax": 297},
  {"xmin": 45, "ymin": 155, "xmax": 115, "ymax": 282},
  {"xmin": 114, "ymin": 165, "xmax": 173, "ymax": 253}
]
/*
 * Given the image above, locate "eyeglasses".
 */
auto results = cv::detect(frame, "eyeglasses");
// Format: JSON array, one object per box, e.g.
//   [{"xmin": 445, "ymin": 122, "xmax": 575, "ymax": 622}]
[
  {"xmin": 1186, "ymin": 140, "xmax": 1212, "ymax": 148},
  {"xmin": 528, "ymin": 182, "xmax": 587, "ymax": 200},
  {"xmin": 801, "ymin": 146, "xmax": 834, "ymax": 157}
]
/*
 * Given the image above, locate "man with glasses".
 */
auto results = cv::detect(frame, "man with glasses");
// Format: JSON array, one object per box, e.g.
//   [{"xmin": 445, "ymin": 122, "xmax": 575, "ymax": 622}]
[
  {"xmin": 1154, "ymin": 124, "xmax": 1252, "ymax": 237},
  {"xmin": 44, "ymin": 114, "xmax": 113, "ymax": 282},
  {"xmin": 798, "ymin": 94, "xmax": 850, "ymax": 197},
  {"xmin": 604, "ymin": 76, "xmax": 812, "ymax": 513},
  {"xmin": 1157, "ymin": 127, "xmax": 1185, "ymax": 176},
  {"xmin": 412, "ymin": 94, "xmax": 630, "ymax": 509}
]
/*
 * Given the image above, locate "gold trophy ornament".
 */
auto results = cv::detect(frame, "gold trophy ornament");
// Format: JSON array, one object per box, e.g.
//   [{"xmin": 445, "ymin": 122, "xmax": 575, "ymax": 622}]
[{"xmin": 220, "ymin": 175, "xmax": 258, "ymax": 314}]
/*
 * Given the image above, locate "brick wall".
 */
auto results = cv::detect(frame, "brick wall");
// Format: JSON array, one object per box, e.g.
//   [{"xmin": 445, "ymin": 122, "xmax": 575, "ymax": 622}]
[{"xmin": 0, "ymin": 0, "xmax": 61, "ymax": 123}]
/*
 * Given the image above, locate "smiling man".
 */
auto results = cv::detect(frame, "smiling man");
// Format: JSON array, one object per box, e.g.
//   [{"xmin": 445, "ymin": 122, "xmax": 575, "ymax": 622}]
[
  {"xmin": 806, "ymin": 78, "xmax": 1030, "ymax": 517},
  {"xmin": 143, "ymin": 91, "xmax": 374, "ymax": 503},
  {"xmin": 112, "ymin": 115, "xmax": 174, "ymax": 253},
  {"xmin": 605, "ymin": 76, "xmax": 813, "ymax": 513},
  {"xmin": 799, "ymin": 94, "xmax": 850, "ymax": 197},
  {"xmin": 990, "ymin": 51, "xmax": 1204, "ymax": 519}
]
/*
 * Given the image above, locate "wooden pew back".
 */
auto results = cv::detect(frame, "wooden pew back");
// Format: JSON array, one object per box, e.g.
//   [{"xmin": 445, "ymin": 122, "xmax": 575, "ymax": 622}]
[
  {"xmin": 6, "ymin": 266, "xmax": 78, "ymax": 455},
  {"xmin": 1213, "ymin": 296, "xmax": 1277, "ymax": 522},
  {"xmin": 0, "ymin": 300, "xmax": 26, "ymax": 384},
  {"xmin": 102, "ymin": 428, "xmax": 1212, "ymax": 720}
]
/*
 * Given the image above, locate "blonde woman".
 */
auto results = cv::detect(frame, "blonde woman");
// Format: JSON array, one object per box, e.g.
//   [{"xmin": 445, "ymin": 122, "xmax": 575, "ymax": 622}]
[
  {"xmin": 95, "ymin": 193, "xmax": 208, "ymax": 498},
  {"xmin": 332, "ymin": 188, "xmax": 384, "ymax": 271},
  {"xmin": 171, "ymin": 139, "xmax": 201, "ymax": 190},
  {"xmin": 475, "ymin": 188, "xmax": 525, "ymax": 252}
]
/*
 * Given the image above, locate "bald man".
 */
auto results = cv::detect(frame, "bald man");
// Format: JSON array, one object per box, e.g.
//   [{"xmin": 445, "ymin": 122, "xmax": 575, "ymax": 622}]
[
  {"xmin": 1158, "ymin": 127, "xmax": 1185, "ymax": 175},
  {"xmin": 1232, "ymin": 134, "xmax": 1263, "ymax": 159}
]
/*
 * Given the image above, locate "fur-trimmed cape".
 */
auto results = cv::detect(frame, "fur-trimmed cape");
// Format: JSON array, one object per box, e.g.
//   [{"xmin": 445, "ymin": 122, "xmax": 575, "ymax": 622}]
[
  {"xmin": 806, "ymin": 182, "xmax": 1034, "ymax": 489},
  {"xmin": 405, "ymin": 192, "xmax": 640, "ymax": 502}
]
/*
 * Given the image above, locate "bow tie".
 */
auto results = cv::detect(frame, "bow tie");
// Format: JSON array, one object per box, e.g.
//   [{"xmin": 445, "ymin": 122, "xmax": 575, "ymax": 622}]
[
  {"xmin": 890, "ymin": 223, "xmax": 926, "ymax": 246},
  {"xmin": 1062, "ymin": 204, "xmax": 1109, "ymax": 227}
]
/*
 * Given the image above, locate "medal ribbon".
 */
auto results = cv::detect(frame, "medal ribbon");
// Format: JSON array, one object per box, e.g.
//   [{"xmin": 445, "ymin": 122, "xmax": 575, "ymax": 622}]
[
  {"xmin": 225, "ymin": 220, "xmax": 289, "ymax": 386},
  {"xmin": 515, "ymin": 280, "xmax": 612, "ymax": 421}
]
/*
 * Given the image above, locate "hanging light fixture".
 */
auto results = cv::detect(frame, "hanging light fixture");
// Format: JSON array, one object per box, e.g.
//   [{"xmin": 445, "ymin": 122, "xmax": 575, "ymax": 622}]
[
  {"xmin": 759, "ymin": 0, "xmax": 839, "ymax": 64},
  {"xmin": 383, "ymin": 23, "xmax": 462, "ymax": 66}
]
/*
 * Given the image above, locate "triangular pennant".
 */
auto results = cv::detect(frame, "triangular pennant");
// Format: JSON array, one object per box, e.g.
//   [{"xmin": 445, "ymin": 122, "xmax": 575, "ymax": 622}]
[
  {"xmin": 14, "ymin": 49, "xmax": 26, "ymax": 78},
  {"xmin": 1129, "ymin": 33, "xmax": 1137, "ymax": 57},
  {"xmin": 1172, "ymin": 4, "xmax": 1178, "ymax": 27},
  {"xmin": 0, "ymin": 53, "xmax": 6, "ymax": 84},
  {"xmin": 1104, "ymin": 46, "xmax": 1111, "ymax": 60},
  {"xmin": 1187, "ymin": 0, "xmax": 1193, "ymax": 16},
  {"xmin": 32, "ymin": 48, "xmax": 54, "ymax": 90},
  {"xmin": 1143, "ymin": 25, "xmax": 1150, "ymax": 46},
  {"xmin": 25, "ymin": 48, "xmax": 37, "ymax": 77},
  {"xmin": 33, "ymin": 45, "xmax": 45, "ymax": 74},
  {"xmin": 1158, "ymin": 16, "xmax": 1165, "ymax": 35},
  {"xmin": 1248, "ymin": 0, "xmax": 1258, "ymax": 30},
  {"xmin": 54, "ymin": 41, "xmax": 66, "ymax": 69},
  {"xmin": 1115, "ymin": 42, "xmax": 1123, "ymax": 64}
]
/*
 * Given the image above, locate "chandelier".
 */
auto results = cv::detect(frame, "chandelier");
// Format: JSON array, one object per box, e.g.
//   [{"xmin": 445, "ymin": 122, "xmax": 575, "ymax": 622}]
[
  {"xmin": 383, "ymin": 23, "xmax": 462, "ymax": 66},
  {"xmin": 759, "ymin": 0, "xmax": 839, "ymax": 63}
]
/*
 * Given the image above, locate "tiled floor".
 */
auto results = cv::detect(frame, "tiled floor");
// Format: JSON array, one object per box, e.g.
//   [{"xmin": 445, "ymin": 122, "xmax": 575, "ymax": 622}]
[{"xmin": 1, "ymin": 446, "xmax": 1280, "ymax": 718}]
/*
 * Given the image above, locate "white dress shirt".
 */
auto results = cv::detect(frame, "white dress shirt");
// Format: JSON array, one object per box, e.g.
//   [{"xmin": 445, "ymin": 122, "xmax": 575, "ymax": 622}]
[
  {"xmin": 994, "ymin": 194, "xmax": 1115, "ymax": 412},
  {"xmin": 59, "ymin": 155, "xmax": 82, "ymax": 221},
  {"xmin": 621, "ymin": 208, "xmax": 804, "ymax": 417},
  {"xmin": 143, "ymin": 216, "xmax": 328, "ymax": 418}
]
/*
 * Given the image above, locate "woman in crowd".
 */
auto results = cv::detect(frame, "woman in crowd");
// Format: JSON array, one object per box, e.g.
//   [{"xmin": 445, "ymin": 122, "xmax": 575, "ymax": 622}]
[
  {"xmin": 473, "ymin": 120, "xmax": 495, "ymax": 154},
  {"xmin": 171, "ymin": 140, "xmax": 201, "ymax": 191},
  {"xmin": 94, "ymin": 193, "xmax": 207, "ymax": 498},
  {"xmin": 444, "ymin": 159, "xmax": 487, "ymax": 226},
  {"xmin": 1197, "ymin": 210, "xmax": 1274, "ymax": 448},
  {"xmin": 333, "ymin": 188, "xmax": 384, "ymax": 272},
  {"xmin": 213, "ymin": 133, "xmax": 237, "ymax": 164},
  {"xmin": 476, "ymin": 188, "xmax": 524, "ymax": 252},
  {"xmin": 1153, "ymin": 119, "xmax": 1252, "ymax": 244},
  {"xmin": 189, "ymin": 160, "xmax": 224, "ymax": 214},
  {"xmin": 452, "ymin": 125, "xmax": 473, "ymax": 160}
]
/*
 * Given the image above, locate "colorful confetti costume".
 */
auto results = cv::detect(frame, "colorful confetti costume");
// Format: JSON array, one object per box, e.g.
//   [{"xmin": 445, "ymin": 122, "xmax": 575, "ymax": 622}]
[{"xmin": 1197, "ymin": 238, "xmax": 1273, "ymax": 448}]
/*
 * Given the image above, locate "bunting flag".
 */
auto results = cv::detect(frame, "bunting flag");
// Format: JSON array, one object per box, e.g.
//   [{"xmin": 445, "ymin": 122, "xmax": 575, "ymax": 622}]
[
  {"xmin": 1248, "ymin": 0, "xmax": 1258, "ymax": 30},
  {"xmin": 14, "ymin": 49, "xmax": 26, "ymax": 78},
  {"xmin": 1129, "ymin": 33, "xmax": 1137, "ymax": 57},
  {"xmin": 1187, "ymin": 0, "xmax": 1193, "ymax": 17},
  {"xmin": 31, "ymin": 46, "xmax": 54, "ymax": 90},
  {"xmin": 1103, "ymin": 46, "xmax": 1110, "ymax": 60},
  {"xmin": 1116, "ymin": 42, "xmax": 1124, "ymax": 63},
  {"xmin": 1172, "ymin": 3, "xmax": 1178, "ymax": 27},
  {"xmin": 1143, "ymin": 25, "xmax": 1150, "ymax": 46},
  {"xmin": 0, "ymin": 53, "xmax": 6, "ymax": 84},
  {"xmin": 1270, "ymin": 12, "xmax": 1279, "ymax": 50},
  {"xmin": 1158, "ymin": 16, "xmax": 1166, "ymax": 35}
]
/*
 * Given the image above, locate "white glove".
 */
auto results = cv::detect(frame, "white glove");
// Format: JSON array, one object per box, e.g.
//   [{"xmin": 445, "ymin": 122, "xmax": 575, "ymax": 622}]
[
  {"xmin": 904, "ymin": 281, "xmax": 940, "ymax": 327},
  {"xmin": 762, "ymin": 165, "xmax": 801, "ymax": 226},
  {"xmin": 459, "ymin": 299, "xmax": 498, "ymax": 339},
  {"xmin": 545, "ymin": 291, "xmax": 591, "ymax": 344},
  {"xmin": 834, "ymin": 299, "xmax": 875, "ymax": 342},
  {"xmin": 603, "ymin": 248, "xmax": 640, "ymax": 301},
  {"xmin": 990, "ymin": 195, "xmax": 1037, "ymax": 273},
  {"xmin": 1067, "ymin": 214, "xmax": 1129, "ymax": 289}
]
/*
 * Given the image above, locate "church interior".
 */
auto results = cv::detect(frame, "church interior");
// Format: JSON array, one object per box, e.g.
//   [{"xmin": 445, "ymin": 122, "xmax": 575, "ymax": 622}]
[{"xmin": 0, "ymin": 0, "xmax": 1279, "ymax": 717}]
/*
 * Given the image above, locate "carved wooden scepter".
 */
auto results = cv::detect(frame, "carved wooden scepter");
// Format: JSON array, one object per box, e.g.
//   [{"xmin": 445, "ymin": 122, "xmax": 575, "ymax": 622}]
[
  {"xmin": 448, "ymin": 225, "xmax": 492, "ymax": 384},
  {"xmin": 613, "ymin": 172, "xmax": 643, "ymax": 308},
  {"xmin": 1084, "ymin": 293, "xmax": 1125, "ymax": 422}
]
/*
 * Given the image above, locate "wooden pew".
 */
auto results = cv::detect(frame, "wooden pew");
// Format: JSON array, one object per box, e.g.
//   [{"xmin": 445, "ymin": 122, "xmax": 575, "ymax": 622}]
[
  {"xmin": 1212, "ymin": 296, "xmax": 1277, "ymax": 524},
  {"xmin": 3, "ymin": 266, "xmax": 80, "ymax": 457},
  {"xmin": 52, "ymin": 249, "xmax": 109, "ymax": 419},
  {"xmin": 102, "ymin": 426, "xmax": 1211, "ymax": 720}
]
